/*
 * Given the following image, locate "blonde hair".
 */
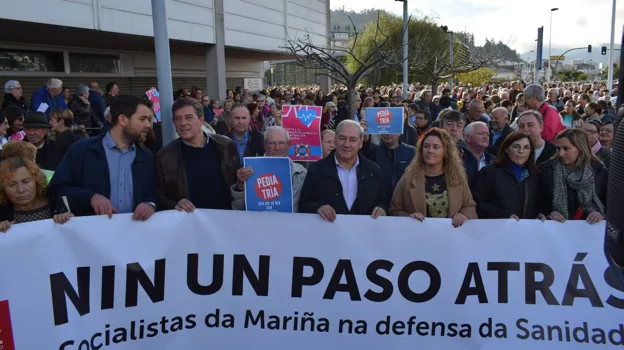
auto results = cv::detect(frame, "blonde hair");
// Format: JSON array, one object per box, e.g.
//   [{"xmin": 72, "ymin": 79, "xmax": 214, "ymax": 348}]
[
  {"xmin": 0, "ymin": 157, "xmax": 47, "ymax": 204},
  {"xmin": 555, "ymin": 128, "xmax": 601, "ymax": 168},
  {"xmin": 407, "ymin": 128, "xmax": 468, "ymax": 186},
  {"xmin": 0, "ymin": 141, "xmax": 37, "ymax": 161}
]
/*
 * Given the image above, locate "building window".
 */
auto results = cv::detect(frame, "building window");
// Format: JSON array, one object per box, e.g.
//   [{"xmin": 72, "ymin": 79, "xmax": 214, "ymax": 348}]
[
  {"xmin": 69, "ymin": 53, "xmax": 120, "ymax": 74},
  {"xmin": 0, "ymin": 48, "xmax": 65, "ymax": 72}
]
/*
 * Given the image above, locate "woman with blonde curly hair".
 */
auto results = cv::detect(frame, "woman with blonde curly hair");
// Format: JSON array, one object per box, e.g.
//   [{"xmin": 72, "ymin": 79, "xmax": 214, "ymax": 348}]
[
  {"xmin": 0, "ymin": 157, "xmax": 73, "ymax": 233},
  {"xmin": 389, "ymin": 128, "xmax": 477, "ymax": 227}
]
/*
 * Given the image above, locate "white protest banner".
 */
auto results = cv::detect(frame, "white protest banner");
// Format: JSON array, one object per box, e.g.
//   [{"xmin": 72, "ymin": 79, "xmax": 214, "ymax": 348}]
[{"xmin": 0, "ymin": 211, "xmax": 622, "ymax": 349}]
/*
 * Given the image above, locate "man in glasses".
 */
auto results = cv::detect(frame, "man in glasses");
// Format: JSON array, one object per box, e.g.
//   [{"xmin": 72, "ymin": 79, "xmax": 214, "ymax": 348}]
[
  {"xmin": 2, "ymin": 80, "xmax": 28, "ymax": 114},
  {"xmin": 233, "ymin": 126, "xmax": 307, "ymax": 212}
]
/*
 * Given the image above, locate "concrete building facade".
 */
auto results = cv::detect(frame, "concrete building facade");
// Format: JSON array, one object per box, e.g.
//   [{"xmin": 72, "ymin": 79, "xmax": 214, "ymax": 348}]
[{"xmin": 0, "ymin": 0, "xmax": 329, "ymax": 99}]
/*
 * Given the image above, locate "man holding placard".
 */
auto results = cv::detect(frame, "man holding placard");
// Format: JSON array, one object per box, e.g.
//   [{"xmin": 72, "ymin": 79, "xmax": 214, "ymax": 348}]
[
  {"xmin": 300, "ymin": 120, "xmax": 387, "ymax": 222},
  {"xmin": 234, "ymin": 126, "xmax": 306, "ymax": 212}
]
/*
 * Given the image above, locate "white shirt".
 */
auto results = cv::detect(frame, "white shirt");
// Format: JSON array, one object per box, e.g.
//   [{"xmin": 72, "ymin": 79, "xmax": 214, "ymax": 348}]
[
  {"xmin": 335, "ymin": 155, "xmax": 359, "ymax": 211},
  {"xmin": 0, "ymin": 136, "xmax": 8, "ymax": 150},
  {"xmin": 535, "ymin": 139, "xmax": 546, "ymax": 160}
]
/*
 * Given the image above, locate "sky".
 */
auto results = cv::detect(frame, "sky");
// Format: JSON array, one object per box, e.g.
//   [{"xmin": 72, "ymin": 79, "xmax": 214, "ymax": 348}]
[{"xmin": 331, "ymin": 0, "xmax": 623, "ymax": 54}]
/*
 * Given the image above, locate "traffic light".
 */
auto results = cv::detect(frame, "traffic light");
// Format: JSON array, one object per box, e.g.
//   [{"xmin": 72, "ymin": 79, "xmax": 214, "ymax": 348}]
[
  {"xmin": 588, "ymin": 45, "xmax": 592, "ymax": 53},
  {"xmin": 602, "ymin": 46, "xmax": 608, "ymax": 55}
]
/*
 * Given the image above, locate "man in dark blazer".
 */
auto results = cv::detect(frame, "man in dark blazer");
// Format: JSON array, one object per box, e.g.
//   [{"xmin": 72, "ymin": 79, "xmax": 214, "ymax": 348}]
[
  {"xmin": 49, "ymin": 95, "xmax": 157, "ymax": 220},
  {"xmin": 299, "ymin": 120, "xmax": 388, "ymax": 221}
]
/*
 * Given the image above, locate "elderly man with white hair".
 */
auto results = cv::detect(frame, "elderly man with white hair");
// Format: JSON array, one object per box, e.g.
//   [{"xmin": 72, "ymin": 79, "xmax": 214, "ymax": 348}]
[
  {"xmin": 30, "ymin": 78, "xmax": 67, "ymax": 118},
  {"xmin": 233, "ymin": 126, "xmax": 307, "ymax": 212},
  {"xmin": 547, "ymin": 87, "xmax": 564, "ymax": 112},
  {"xmin": 300, "ymin": 120, "xmax": 387, "ymax": 221},
  {"xmin": 523, "ymin": 84, "xmax": 564, "ymax": 143},
  {"xmin": 2, "ymin": 80, "xmax": 28, "ymax": 113},
  {"xmin": 463, "ymin": 121, "xmax": 495, "ymax": 189}
]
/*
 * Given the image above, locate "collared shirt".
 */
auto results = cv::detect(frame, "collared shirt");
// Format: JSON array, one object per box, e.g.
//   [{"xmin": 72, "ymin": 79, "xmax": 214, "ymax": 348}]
[
  {"xmin": 534, "ymin": 140, "xmax": 546, "ymax": 160},
  {"xmin": 102, "ymin": 132, "xmax": 136, "ymax": 214},
  {"xmin": 478, "ymin": 153, "xmax": 487, "ymax": 171},
  {"xmin": 491, "ymin": 129, "xmax": 504, "ymax": 145},
  {"xmin": 335, "ymin": 155, "xmax": 359, "ymax": 211},
  {"xmin": 232, "ymin": 130, "xmax": 249, "ymax": 164}
]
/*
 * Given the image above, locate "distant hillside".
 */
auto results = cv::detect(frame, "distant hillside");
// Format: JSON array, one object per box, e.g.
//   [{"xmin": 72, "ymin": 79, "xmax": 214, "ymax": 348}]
[{"xmin": 331, "ymin": 8, "xmax": 522, "ymax": 63}]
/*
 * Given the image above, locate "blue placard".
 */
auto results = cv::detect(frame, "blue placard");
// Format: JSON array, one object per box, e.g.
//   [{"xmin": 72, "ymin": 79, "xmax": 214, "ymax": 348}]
[
  {"xmin": 243, "ymin": 157, "xmax": 293, "ymax": 213},
  {"xmin": 364, "ymin": 107, "xmax": 405, "ymax": 134}
]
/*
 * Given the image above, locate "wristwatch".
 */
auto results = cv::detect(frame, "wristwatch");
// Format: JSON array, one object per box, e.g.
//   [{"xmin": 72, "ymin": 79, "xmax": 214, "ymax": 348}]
[{"xmin": 147, "ymin": 202, "xmax": 157, "ymax": 211}]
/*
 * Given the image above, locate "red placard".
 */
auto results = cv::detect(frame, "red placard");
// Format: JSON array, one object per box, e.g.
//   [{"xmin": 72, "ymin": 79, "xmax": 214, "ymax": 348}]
[{"xmin": 0, "ymin": 300, "xmax": 15, "ymax": 350}]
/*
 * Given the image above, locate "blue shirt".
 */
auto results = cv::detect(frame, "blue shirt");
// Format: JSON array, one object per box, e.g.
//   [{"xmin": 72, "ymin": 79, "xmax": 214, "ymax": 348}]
[
  {"xmin": 102, "ymin": 132, "xmax": 136, "ymax": 214},
  {"xmin": 491, "ymin": 129, "xmax": 504, "ymax": 145},
  {"xmin": 233, "ymin": 131, "xmax": 249, "ymax": 164}
]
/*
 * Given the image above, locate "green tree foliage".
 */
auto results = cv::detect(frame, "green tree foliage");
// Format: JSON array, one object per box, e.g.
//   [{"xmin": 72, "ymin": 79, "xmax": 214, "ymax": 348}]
[
  {"xmin": 455, "ymin": 68, "xmax": 496, "ymax": 86},
  {"xmin": 557, "ymin": 70, "xmax": 588, "ymax": 82},
  {"xmin": 346, "ymin": 12, "xmax": 517, "ymax": 90}
]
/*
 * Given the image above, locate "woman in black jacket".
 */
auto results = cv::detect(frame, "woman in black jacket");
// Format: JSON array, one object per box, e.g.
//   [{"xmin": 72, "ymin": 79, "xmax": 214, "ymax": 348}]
[
  {"xmin": 539, "ymin": 128, "xmax": 607, "ymax": 224},
  {"xmin": 473, "ymin": 131, "xmax": 540, "ymax": 219}
]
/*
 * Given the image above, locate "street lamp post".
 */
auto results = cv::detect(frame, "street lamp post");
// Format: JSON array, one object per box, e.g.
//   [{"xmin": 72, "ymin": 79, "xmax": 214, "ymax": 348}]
[
  {"xmin": 548, "ymin": 7, "xmax": 559, "ymax": 84},
  {"xmin": 608, "ymin": 0, "xmax": 617, "ymax": 91},
  {"xmin": 395, "ymin": 0, "xmax": 408, "ymax": 99}
]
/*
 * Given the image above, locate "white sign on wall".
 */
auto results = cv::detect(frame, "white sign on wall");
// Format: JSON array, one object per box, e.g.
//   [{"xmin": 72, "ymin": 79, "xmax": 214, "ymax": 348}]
[{"xmin": 244, "ymin": 78, "xmax": 263, "ymax": 91}]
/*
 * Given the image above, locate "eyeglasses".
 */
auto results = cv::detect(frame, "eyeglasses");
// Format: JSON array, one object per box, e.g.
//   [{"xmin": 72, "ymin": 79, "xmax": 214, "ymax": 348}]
[
  {"xmin": 267, "ymin": 141, "xmax": 289, "ymax": 147},
  {"xmin": 509, "ymin": 144, "xmax": 532, "ymax": 152}
]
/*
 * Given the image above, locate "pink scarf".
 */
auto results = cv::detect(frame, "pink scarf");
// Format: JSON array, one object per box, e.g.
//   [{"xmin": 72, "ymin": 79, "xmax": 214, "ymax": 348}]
[{"xmin": 591, "ymin": 140, "xmax": 602, "ymax": 154}]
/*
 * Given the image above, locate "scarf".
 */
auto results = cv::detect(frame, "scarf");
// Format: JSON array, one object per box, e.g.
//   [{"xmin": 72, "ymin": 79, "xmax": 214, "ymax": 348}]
[
  {"xmin": 591, "ymin": 140, "xmax": 602, "ymax": 155},
  {"xmin": 552, "ymin": 162, "xmax": 605, "ymax": 219}
]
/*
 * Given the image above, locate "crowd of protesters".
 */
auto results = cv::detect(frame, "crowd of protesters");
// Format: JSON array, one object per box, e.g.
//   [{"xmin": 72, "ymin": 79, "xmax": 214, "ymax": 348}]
[{"xmin": 0, "ymin": 76, "xmax": 616, "ymax": 233}]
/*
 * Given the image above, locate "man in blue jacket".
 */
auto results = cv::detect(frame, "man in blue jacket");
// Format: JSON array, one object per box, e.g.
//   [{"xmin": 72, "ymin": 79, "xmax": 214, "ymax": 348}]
[
  {"xmin": 49, "ymin": 95, "xmax": 157, "ymax": 220},
  {"xmin": 361, "ymin": 132, "xmax": 416, "ymax": 206},
  {"xmin": 30, "ymin": 78, "xmax": 67, "ymax": 119}
]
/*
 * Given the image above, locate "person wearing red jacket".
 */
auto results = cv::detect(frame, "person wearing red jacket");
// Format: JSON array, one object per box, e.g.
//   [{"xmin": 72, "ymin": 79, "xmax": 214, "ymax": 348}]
[{"xmin": 523, "ymin": 84, "xmax": 564, "ymax": 143}]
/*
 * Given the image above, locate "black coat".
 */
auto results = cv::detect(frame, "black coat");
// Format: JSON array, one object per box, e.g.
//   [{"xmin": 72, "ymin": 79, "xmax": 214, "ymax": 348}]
[
  {"xmin": 362, "ymin": 141, "xmax": 416, "ymax": 207},
  {"xmin": 538, "ymin": 159, "xmax": 608, "ymax": 219},
  {"xmin": 536, "ymin": 140, "xmax": 557, "ymax": 165},
  {"xmin": 227, "ymin": 129, "xmax": 265, "ymax": 161},
  {"xmin": 36, "ymin": 139, "xmax": 60, "ymax": 171},
  {"xmin": 487, "ymin": 124, "xmax": 513, "ymax": 156},
  {"xmin": 596, "ymin": 147, "xmax": 611, "ymax": 169},
  {"xmin": 473, "ymin": 164, "xmax": 540, "ymax": 219},
  {"xmin": 2, "ymin": 93, "xmax": 28, "ymax": 114},
  {"xmin": 299, "ymin": 152, "xmax": 388, "ymax": 215}
]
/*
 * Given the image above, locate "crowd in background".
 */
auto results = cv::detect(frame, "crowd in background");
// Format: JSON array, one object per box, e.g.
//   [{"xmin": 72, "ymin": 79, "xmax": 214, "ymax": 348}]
[{"xmin": 0, "ymin": 75, "xmax": 617, "ymax": 233}]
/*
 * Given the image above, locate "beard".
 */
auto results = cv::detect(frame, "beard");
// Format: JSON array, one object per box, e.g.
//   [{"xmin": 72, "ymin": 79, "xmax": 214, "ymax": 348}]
[{"xmin": 122, "ymin": 124, "xmax": 145, "ymax": 144}]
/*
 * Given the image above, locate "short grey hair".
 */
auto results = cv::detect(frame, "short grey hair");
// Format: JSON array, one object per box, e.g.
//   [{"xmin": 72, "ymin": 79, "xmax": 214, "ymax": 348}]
[
  {"xmin": 336, "ymin": 119, "xmax": 365, "ymax": 139},
  {"xmin": 463, "ymin": 121, "xmax": 489, "ymax": 137},
  {"xmin": 4, "ymin": 80, "xmax": 19, "ymax": 94},
  {"xmin": 523, "ymin": 84, "xmax": 545, "ymax": 101},
  {"xmin": 517, "ymin": 110, "xmax": 544, "ymax": 127},
  {"xmin": 491, "ymin": 107, "xmax": 510, "ymax": 120},
  {"xmin": 264, "ymin": 126, "xmax": 290, "ymax": 143},
  {"xmin": 76, "ymin": 84, "xmax": 89, "ymax": 96},
  {"xmin": 46, "ymin": 78, "xmax": 63, "ymax": 89},
  {"xmin": 548, "ymin": 88, "xmax": 559, "ymax": 97},
  {"xmin": 469, "ymin": 99, "xmax": 484, "ymax": 109}
]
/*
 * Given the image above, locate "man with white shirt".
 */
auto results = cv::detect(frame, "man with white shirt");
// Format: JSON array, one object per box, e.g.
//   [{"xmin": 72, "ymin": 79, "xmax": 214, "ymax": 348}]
[
  {"xmin": 299, "ymin": 120, "xmax": 387, "ymax": 221},
  {"xmin": 516, "ymin": 110, "xmax": 556, "ymax": 166},
  {"xmin": 463, "ymin": 121, "xmax": 495, "ymax": 189}
]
